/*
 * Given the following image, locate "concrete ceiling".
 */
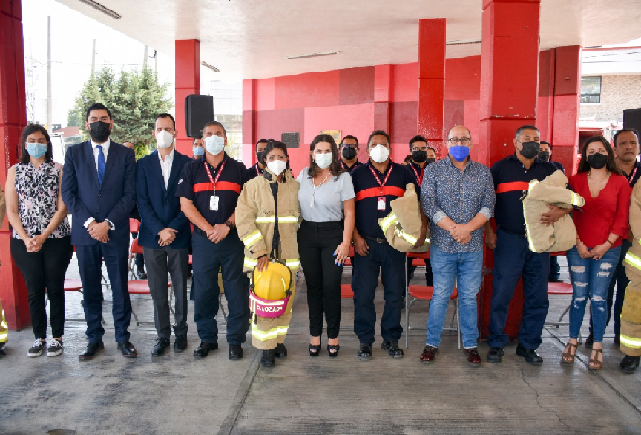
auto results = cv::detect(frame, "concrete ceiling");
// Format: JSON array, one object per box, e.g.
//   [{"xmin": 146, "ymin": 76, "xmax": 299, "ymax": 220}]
[{"xmin": 55, "ymin": 0, "xmax": 641, "ymax": 80}]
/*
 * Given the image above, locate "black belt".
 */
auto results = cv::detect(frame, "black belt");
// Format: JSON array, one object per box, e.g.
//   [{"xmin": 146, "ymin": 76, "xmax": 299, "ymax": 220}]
[
  {"xmin": 363, "ymin": 235, "xmax": 388, "ymax": 244},
  {"xmin": 301, "ymin": 220, "xmax": 343, "ymax": 229}
]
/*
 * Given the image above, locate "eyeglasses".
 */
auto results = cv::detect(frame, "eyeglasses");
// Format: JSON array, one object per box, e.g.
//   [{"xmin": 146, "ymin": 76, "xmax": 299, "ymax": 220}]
[{"xmin": 447, "ymin": 137, "xmax": 471, "ymax": 145}]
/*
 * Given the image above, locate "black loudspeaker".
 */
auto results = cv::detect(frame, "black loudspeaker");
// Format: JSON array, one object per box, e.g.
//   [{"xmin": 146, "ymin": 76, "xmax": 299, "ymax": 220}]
[
  {"xmin": 185, "ymin": 94, "xmax": 214, "ymax": 138},
  {"xmin": 623, "ymin": 108, "xmax": 641, "ymax": 134}
]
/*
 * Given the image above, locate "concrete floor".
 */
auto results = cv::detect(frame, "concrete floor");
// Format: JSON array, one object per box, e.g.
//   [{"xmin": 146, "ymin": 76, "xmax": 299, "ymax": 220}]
[{"xmin": 1, "ymin": 257, "xmax": 641, "ymax": 435}]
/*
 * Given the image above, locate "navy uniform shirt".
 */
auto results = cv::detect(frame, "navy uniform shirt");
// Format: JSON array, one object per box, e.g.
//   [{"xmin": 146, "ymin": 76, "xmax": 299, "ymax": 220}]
[
  {"xmin": 341, "ymin": 160, "xmax": 362, "ymax": 173},
  {"xmin": 407, "ymin": 161, "xmax": 427, "ymax": 186},
  {"xmin": 246, "ymin": 162, "xmax": 264, "ymax": 181},
  {"xmin": 176, "ymin": 153, "xmax": 248, "ymax": 226},
  {"xmin": 491, "ymin": 154, "xmax": 558, "ymax": 235},
  {"xmin": 352, "ymin": 160, "xmax": 418, "ymax": 240},
  {"xmin": 623, "ymin": 160, "xmax": 641, "ymax": 188}
]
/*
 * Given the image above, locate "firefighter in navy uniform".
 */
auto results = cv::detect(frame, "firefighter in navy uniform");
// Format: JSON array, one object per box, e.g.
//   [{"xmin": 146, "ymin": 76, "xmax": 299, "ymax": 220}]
[
  {"xmin": 339, "ymin": 135, "xmax": 363, "ymax": 173},
  {"xmin": 177, "ymin": 121, "xmax": 250, "ymax": 360},
  {"xmin": 351, "ymin": 130, "xmax": 427, "ymax": 360},
  {"xmin": 246, "ymin": 139, "xmax": 271, "ymax": 181}
]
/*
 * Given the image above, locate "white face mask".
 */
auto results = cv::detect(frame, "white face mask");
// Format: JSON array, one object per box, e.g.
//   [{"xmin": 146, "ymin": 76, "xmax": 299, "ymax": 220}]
[
  {"xmin": 156, "ymin": 130, "xmax": 174, "ymax": 149},
  {"xmin": 267, "ymin": 159, "xmax": 287, "ymax": 176},
  {"xmin": 369, "ymin": 144, "xmax": 390, "ymax": 163},
  {"xmin": 314, "ymin": 153, "xmax": 333, "ymax": 169},
  {"xmin": 205, "ymin": 135, "xmax": 225, "ymax": 155}
]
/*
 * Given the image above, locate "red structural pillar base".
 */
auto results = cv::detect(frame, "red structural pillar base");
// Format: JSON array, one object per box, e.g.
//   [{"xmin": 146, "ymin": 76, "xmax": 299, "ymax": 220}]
[
  {"xmin": 417, "ymin": 19, "xmax": 446, "ymax": 157},
  {"xmin": 175, "ymin": 39, "xmax": 200, "ymax": 156},
  {"xmin": 478, "ymin": 0, "xmax": 541, "ymax": 341},
  {"xmin": 0, "ymin": 0, "xmax": 30, "ymax": 330}
]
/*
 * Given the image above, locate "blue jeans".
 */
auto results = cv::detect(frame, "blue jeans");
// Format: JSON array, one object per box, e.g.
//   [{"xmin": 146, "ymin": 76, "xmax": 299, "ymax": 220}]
[
  {"xmin": 426, "ymin": 245, "xmax": 483, "ymax": 349},
  {"xmin": 566, "ymin": 245, "xmax": 621, "ymax": 343}
]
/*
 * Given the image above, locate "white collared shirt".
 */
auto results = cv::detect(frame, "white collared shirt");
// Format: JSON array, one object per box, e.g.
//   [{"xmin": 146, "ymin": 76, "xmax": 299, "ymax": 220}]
[
  {"xmin": 157, "ymin": 147, "xmax": 175, "ymax": 189},
  {"xmin": 90, "ymin": 138, "xmax": 111, "ymax": 172}
]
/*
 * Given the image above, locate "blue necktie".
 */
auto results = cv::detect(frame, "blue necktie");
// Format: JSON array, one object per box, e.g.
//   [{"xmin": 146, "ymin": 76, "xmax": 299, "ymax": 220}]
[{"xmin": 96, "ymin": 145, "xmax": 105, "ymax": 185}]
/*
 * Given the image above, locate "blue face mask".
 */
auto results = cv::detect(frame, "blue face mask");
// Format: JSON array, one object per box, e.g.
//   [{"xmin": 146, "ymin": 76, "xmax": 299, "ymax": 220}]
[
  {"xmin": 449, "ymin": 146, "xmax": 470, "ymax": 162},
  {"xmin": 26, "ymin": 142, "xmax": 47, "ymax": 158},
  {"xmin": 193, "ymin": 147, "xmax": 205, "ymax": 157}
]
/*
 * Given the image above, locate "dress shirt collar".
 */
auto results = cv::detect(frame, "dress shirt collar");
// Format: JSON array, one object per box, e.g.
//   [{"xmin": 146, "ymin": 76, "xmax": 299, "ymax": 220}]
[
  {"xmin": 158, "ymin": 147, "xmax": 175, "ymax": 164},
  {"xmin": 90, "ymin": 138, "xmax": 111, "ymax": 152}
]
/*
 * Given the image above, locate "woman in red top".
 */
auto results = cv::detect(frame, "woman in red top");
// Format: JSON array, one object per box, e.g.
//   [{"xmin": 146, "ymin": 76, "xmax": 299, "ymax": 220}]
[{"xmin": 561, "ymin": 136, "xmax": 630, "ymax": 370}]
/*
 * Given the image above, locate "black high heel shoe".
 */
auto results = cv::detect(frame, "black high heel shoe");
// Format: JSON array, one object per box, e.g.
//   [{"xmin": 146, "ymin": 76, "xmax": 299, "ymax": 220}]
[
  {"xmin": 309, "ymin": 339, "xmax": 321, "ymax": 357},
  {"xmin": 327, "ymin": 344, "xmax": 340, "ymax": 358}
]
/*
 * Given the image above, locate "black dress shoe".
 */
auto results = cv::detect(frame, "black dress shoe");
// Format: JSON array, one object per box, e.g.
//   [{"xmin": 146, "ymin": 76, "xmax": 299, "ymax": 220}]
[
  {"xmin": 516, "ymin": 344, "xmax": 543, "ymax": 365},
  {"xmin": 174, "ymin": 335, "xmax": 188, "ymax": 353},
  {"xmin": 261, "ymin": 349, "xmax": 275, "ymax": 367},
  {"xmin": 79, "ymin": 341, "xmax": 104, "ymax": 361},
  {"xmin": 151, "ymin": 338, "xmax": 170, "ymax": 356},
  {"xmin": 620, "ymin": 355, "xmax": 640, "ymax": 374},
  {"xmin": 358, "ymin": 342, "xmax": 373, "ymax": 361},
  {"xmin": 487, "ymin": 347, "xmax": 504, "ymax": 363},
  {"xmin": 229, "ymin": 344, "xmax": 243, "ymax": 360},
  {"xmin": 136, "ymin": 270, "xmax": 148, "ymax": 280},
  {"xmin": 117, "ymin": 341, "xmax": 138, "ymax": 358},
  {"xmin": 194, "ymin": 342, "xmax": 218, "ymax": 358},
  {"xmin": 274, "ymin": 343, "xmax": 287, "ymax": 358},
  {"xmin": 381, "ymin": 341, "xmax": 404, "ymax": 358},
  {"xmin": 585, "ymin": 333, "xmax": 594, "ymax": 349}
]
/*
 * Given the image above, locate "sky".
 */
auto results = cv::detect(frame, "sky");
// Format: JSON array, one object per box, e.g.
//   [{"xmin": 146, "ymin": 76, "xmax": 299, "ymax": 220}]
[{"xmin": 21, "ymin": 0, "xmax": 236, "ymax": 128}]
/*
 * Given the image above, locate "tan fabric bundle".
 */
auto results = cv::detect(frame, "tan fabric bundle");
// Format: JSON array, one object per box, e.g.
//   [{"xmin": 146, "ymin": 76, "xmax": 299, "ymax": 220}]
[
  {"xmin": 622, "ymin": 238, "xmax": 641, "ymax": 356},
  {"xmin": 379, "ymin": 183, "xmax": 429, "ymax": 253},
  {"xmin": 522, "ymin": 171, "xmax": 584, "ymax": 253}
]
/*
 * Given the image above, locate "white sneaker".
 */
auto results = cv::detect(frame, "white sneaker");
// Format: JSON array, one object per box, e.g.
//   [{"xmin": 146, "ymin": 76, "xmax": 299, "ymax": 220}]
[
  {"xmin": 27, "ymin": 339, "xmax": 46, "ymax": 357},
  {"xmin": 47, "ymin": 339, "xmax": 64, "ymax": 357}
]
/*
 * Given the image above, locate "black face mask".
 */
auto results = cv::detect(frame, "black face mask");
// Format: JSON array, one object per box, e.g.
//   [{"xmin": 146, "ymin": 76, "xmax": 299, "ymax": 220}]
[
  {"xmin": 256, "ymin": 150, "xmax": 266, "ymax": 165},
  {"xmin": 426, "ymin": 158, "xmax": 436, "ymax": 165},
  {"xmin": 519, "ymin": 141, "xmax": 539, "ymax": 159},
  {"xmin": 588, "ymin": 153, "xmax": 608, "ymax": 170},
  {"xmin": 538, "ymin": 151, "xmax": 550, "ymax": 162},
  {"xmin": 411, "ymin": 150, "xmax": 427, "ymax": 163},
  {"xmin": 342, "ymin": 147, "xmax": 357, "ymax": 160},
  {"xmin": 89, "ymin": 121, "xmax": 111, "ymax": 142}
]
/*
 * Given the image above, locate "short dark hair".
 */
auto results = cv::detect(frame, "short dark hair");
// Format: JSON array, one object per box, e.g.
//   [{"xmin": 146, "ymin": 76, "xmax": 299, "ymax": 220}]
[
  {"xmin": 155, "ymin": 113, "xmax": 175, "ymax": 128},
  {"xmin": 261, "ymin": 140, "xmax": 290, "ymax": 169},
  {"xmin": 193, "ymin": 136, "xmax": 202, "ymax": 144},
  {"xmin": 540, "ymin": 140, "xmax": 552, "ymax": 150},
  {"xmin": 85, "ymin": 103, "xmax": 112, "ymax": 121},
  {"xmin": 613, "ymin": 128, "xmax": 640, "ymax": 147},
  {"xmin": 409, "ymin": 135, "xmax": 428, "ymax": 150},
  {"xmin": 367, "ymin": 130, "xmax": 391, "ymax": 147},
  {"xmin": 427, "ymin": 146, "xmax": 437, "ymax": 156},
  {"xmin": 202, "ymin": 121, "xmax": 226, "ymax": 136},
  {"xmin": 515, "ymin": 125, "xmax": 539, "ymax": 138},
  {"xmin": 19, "ymin": 124, "xmax": 53, "ymax": 164},
  {"xmin": 307, "ymin": 134, "xmax": 342, "ymax": 179},
  {"xmin": 340, "ymin": 135, "xmax": 359, "ymax": 147},
  {"xmin": 577, "ymin": 135, "xmax": 622, "ymax": 175},
  {"xmin": 256, "ymin": 139, "xmax": 269, "ymax": 151}
]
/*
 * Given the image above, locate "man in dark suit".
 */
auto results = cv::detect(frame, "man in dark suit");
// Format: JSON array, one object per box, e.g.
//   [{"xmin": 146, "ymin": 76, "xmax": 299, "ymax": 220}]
[
  {"xmin": 61, "ymin": 102, "xmax": 137, "ymax": 360},
  {"xmin": 136, "ymin": 113, "xmax": 192, "ymax": 356}
]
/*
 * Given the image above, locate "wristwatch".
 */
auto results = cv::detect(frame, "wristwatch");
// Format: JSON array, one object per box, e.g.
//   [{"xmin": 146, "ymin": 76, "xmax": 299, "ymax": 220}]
[{"xmin": 225, "ymin": 220, "xmax": 234, "ymax": 229}]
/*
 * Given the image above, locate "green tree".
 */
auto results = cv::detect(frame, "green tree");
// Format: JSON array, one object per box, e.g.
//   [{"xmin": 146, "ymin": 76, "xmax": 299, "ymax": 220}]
[{"xmin": 67, "ymin": 67, "xmax": 172, "ymax": 158}]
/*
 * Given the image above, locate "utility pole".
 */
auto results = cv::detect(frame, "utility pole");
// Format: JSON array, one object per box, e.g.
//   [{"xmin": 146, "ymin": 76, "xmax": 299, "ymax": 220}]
[
  {"xmin": 91, "ymin": 39, "xmax": 96, "ymax": 77},
  {"xmin": 143, "ymin": 45, "xmax": 148, "ymax": 70},
  {"xmin": 46, "ymin": 16, "xmax": 52, "ymax": 133},
  {"xmin": 154, "ymin": 50, "xmax": 158, "ymax": 75}
]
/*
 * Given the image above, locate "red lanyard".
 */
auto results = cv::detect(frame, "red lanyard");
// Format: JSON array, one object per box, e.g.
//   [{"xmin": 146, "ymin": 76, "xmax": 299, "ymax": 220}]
[
  {"xmin": 628, "ymin": 165, "xmax": 638, "ymax": 187},
  {"xmin": 341, "ymin": 161, "xmax": 348, "ymax": 171},
  {"xmin": 368, "ymin": 164, "xmax": 394, "ymax": 195},
  {"xmin": 409, "ymin": 164, "xmax": 424, "ymax": 186},
  {"xmin": 204, "ymin": 159, "xmax": 227, "ymax": 193}
]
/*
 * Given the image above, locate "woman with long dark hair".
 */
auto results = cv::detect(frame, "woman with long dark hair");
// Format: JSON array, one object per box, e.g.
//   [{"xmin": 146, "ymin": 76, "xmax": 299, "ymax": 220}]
[
  {"xmin": 5, "ymin": 124, "xmax": 72, "ymax": 357},
  {"xmin": 561, "ymin": 136, "xmax": 630, "ymax": 370},
  {"xmin": 297, "ymin": 134, "xmax": 355, "ymax": 357}
]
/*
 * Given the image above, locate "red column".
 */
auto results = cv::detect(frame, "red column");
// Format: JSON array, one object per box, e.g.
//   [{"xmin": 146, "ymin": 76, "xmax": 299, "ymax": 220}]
[
  {"xmin": 175, "ymin": 39, "xmax": 200, "ymax": 156},
  {"xmin": 551, "ymin": 46, "xmax": 581, "ymax": 176},
  {"xmin": 478, "ymin": 0, "xmax": 541, "ymax": 340},
  {"xmin": 0, "ymin": 0, "xmax": 30, "ymax": 329},
  {"xmin": 242, "ymin": 79, "xmax": 257, "ymax": 166},
  {"xmin": 417, "ymin": 19, "xmax": 446, "ymax": 156},
  {"xmin": 374, "ymin": 64, "xmax": 392, "ymax": 133}
]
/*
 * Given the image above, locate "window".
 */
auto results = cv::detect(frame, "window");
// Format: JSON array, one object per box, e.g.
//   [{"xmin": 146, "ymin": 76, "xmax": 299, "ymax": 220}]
[{"xmin": 581, "ymin": 76, "xmax": 602, "ymax": 104}]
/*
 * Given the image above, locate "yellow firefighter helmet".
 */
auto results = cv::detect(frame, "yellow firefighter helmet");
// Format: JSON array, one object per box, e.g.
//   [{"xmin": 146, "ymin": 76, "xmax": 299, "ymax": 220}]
[{"xmin": 252, "ymin": 261, "xmax": 292, "ymax": 301}]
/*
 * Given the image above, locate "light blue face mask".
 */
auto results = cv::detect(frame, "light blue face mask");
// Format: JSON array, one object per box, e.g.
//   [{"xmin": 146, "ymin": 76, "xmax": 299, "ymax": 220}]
[
  {"xmin": 26, "ymin": 142, "xmax": 47, "ymax": 158},
  {"xmin": 449, "ymin": 146, "xmax": 470, "ymax": 162},
  {"xmin": 205, "ymin": 135, "xmax": 225, "ymax": 155},
  {"xmin": 193, "ymin": 147, "xmax": 205, "ymax": 157}
]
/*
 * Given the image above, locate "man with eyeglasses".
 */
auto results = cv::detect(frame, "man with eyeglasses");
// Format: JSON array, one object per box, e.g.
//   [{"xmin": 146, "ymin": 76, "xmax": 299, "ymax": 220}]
[
  {"xmin": 339, "ymin": 135, "xmax": 363, "ymax": 173},
  {"xmin": 419, "ymin": 126, "xmax": 495, "ymax": 367},
  {"xmin": 484, "ymin": 125, "xmax": 563, "ymax": 365}
]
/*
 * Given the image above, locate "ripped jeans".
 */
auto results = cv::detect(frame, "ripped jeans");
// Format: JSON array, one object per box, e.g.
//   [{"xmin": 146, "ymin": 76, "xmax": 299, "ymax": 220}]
[{"xmin": 566, "ymin": 245, "xmax": 621, "ymax": 342}]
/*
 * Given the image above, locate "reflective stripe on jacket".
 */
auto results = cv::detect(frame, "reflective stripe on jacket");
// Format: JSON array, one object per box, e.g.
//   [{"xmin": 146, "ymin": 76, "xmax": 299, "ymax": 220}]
[{"xmin": 378, "ymin": 183, "xmax": 429, "ymax": 252}]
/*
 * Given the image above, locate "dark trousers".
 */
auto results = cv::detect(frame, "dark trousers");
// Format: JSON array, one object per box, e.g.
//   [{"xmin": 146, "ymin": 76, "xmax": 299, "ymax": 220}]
[
  {"xmin": 549, "ymin": 255, "xmax": 560, "ymax": 280},
  {"xmin": 10, "ymin": 236, "xmax": 72, "ymax": 339},
  {"xmin": 298, "ymin": 220, "xmax": 344, "ymax": 339},
  {"xmin": 488, "ymin": 228, "xmax": 550, "ymax": 349},
  {"xmin": 191, "ymin": 231, "xmax": 249, "ymax": 345},
  {"xmin": 352, "ymin": 239, "xmax": 405, "ymax": 343},
  {"xmin": 407, "ymin": 258, "xmax": 433, "ymax": 286},
  {"xmin": 131, "ymin": 231, "xmax": 145, "ymax": 271},
  {"xmin": 143, "ymin": 246, "xmax": 189, "ymax": 339},
  {"xmin": 76, "ymin": 242, "xmax": 132, "ymax": 343},
  {"xmin": 589, "ymin": 238, "xmax": 630, "ymax": 338}
]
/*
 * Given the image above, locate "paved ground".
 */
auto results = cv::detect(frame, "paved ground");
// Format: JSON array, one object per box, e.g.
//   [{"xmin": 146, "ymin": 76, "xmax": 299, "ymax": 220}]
[{"xmin": 0, "ymin": 256, "xmax": 640, "ymax": 434}]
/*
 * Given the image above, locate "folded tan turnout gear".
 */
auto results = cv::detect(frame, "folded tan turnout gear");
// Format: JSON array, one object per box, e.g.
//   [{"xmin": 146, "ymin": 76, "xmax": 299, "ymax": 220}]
[
  {"xmin": 628, "ymin": 182, "xmax": 641, "ymax": 240},
  {"xmin": 378, "ymin": 183, "xmax": 429, "ymax": 253},
  {"xmin": 622, "ymin": 238, "xmax": 641, "ymax": 356},
  {"xmin": 522, "ymin": 170, "xmax": 584, "ymax": 253}
]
